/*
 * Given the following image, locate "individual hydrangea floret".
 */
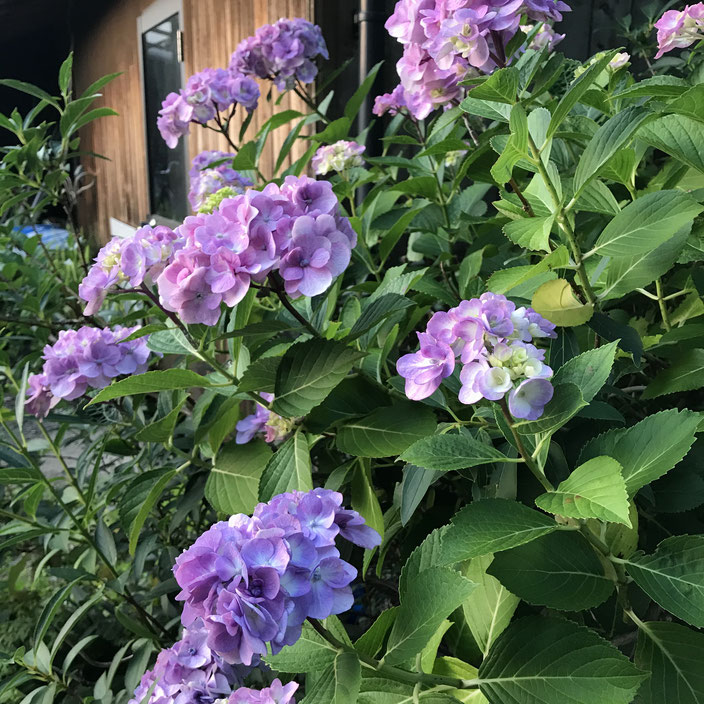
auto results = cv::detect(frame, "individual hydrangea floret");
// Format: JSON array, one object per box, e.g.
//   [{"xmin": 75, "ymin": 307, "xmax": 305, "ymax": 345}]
[
  {"xmin": 654, "ymin": 3, "xmax": 704, "ymax": 59},
  {"xmin": 128, "ymin": 619, "xmax": 246, "ymax": 704},
  {"xmin": 227, "ymin": 679, "xmax": 298, "ymax": 704},
  {"xmin": 79, "ymin": 224, "xmax": 181, "ymax": 315},
  {"xmin": 173, "ymin": 489, "xmax": 381, "ymax": 666},
  {"xmin": 189, "ymin": 151, "xmax": 254, "ymax": 212},
  {"xmin": 230, "ymin": 18, "xmax": 328, "ymax": 91},
  {"xmin": 373, "ymin": 84, "xmax": 408, "ymax": 117},
  {"xmin": 158, "ymin": 68, "xmax": 260, "ymax": 148},
  {"xmin": 377, "ymin": 0, "xmax": 571, "ymax": 119},
  {"xmin": 311, "ymin": 140, "xmax": 366, "ymax": 176},
  {"xmin": 25, "ymin": 326, "xmax": 151, "ymax": 418},
  {"xmin": 520, "ymin": 23, "xmax": 565, "ymax": 52},
  {"xmin": 236, "ymin": 393, "xmax": 290, "ymax": 445},
  {"xmin": 396, "ymin": 293, "xmax": 557, "ymax": 420}
]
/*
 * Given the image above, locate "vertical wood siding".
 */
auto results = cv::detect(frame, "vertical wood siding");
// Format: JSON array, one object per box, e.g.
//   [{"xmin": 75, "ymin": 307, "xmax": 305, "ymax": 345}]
[{"xmin": 75, "ymin": 0, "xmax": 313, "ymax": 243}]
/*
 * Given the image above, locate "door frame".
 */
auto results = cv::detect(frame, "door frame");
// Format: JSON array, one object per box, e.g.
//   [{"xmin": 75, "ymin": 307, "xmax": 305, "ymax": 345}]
[{"xmin": 137, "ymin": 0, "xmax": 187, "ymax": 225}]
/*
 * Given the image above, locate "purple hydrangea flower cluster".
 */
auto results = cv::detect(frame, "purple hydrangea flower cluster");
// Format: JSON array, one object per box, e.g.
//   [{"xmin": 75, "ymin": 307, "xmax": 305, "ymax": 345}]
[
  {"xmin": 79, "ymin": 225, "xmax": 182, "ymax": 315},
  {"xmin": 654, "ymin": 3, "xmax": 704, "ymax": 58},
  {"xmin": 230, "ymin": 18, "xmax": 328, "ymax": 91},
  {"xmin": 228, "ymin": 679, "xmax": 298, "ymax": 704},
  {"xmin": 155, "ymin": 176, "xmax": 355, "ymax": 325},
  {"xmin": 158, "ymin": 68, "xmax": 260, "ymax": 148},
  {"xmin": 236, "ymin": 393, "xmax": 289, "ymax": 445},
  {"xmin": 173, "ymin": 488, "xmax": 381, "ymax": 666},
  {"xmin": 189, "ymin": 151, "xmax": 254, "ymax": 212},
  {"xmin": 128, "ymin": 619, "xmax": 246, "ymax": 704},
  {"xmin": 25, "ymin": 326, "xmax": 151, "ymax": 418},
  {"xmin": 396, "ymin": 293, "xmax": 558, "ymax": 420},
  {"xmin": 311, "ymin": 140, "xmax": 366, "ymax": 176},
  {"xmin": 378, "ymin": 0, "xmax": 570, "ymax": 119}
]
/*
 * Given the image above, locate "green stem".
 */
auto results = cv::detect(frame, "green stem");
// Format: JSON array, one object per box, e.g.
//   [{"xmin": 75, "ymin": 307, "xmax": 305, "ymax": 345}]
[
  {"xmin": 499, "ymin": 399, "xmax": 554, "ymax": 492},
  {"xmin": 527, "ymin": 136, "xmax": 597, "ymax": 307},
  {"xmin": 268, "ymin": 273, "xmax": 322, "ymax": 338},
  {"xmin": 655, "ymin": 278, "xmax": 671, "ymax": 332},
  {"xmin": 308, "ymin": 619, "xmax": 475, "ymax": 690}
]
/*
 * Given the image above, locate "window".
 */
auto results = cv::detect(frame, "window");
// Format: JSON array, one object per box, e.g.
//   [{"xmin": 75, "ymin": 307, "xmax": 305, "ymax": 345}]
[{"xmin": 139, "ymin": 2, "xmax": 187, "ymax": 222}]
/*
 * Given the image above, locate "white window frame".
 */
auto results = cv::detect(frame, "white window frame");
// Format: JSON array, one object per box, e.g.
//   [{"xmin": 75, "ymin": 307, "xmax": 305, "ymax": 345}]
[{"xmin": 137, "ymin": 0, "xmax": 186, "ymax": 227}]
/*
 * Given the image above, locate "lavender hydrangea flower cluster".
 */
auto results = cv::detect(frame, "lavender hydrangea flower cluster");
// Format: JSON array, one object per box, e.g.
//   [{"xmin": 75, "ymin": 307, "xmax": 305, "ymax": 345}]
[
  {"xmin": 654, "ymin": 3, "xmax": 704, "ymax": 58},
  {"xmin": 156, "ymin": 176, "xmax": 355, "ymax": 325},
  {"xmin": 189, "ymin": 151, "xmax": 254, "ymax": 212},
  {"xmin": 128, "ymin": 619, "xmax": 247, "ymax": 704},
  {"xmin": 396, "ymin": 293, "xmax": 557, "ymax": 420},
  {"xmin": 228, "ymin": 679, "xmax": 298, "ymax": 704},
  {"xmin": 25, "ymin": 326, "xmax": 151, "ymax": 418},
  {"xmin": 78, "ymin": 177, "xmax": 355, "ymax": 325},
  {"xmin": 158, "ymin": 67, "xmax": 260, "ymax": 148},
  {"xmin": 230, "ymin": 18, "xmax": 328, "ymax": 91},
  {"xmin": 173, "ymin": 488, "xmax": 380, "ymax": 666},
  {"xmin": 235, "ymin": 393, "xmax": 289, "ymax": 445},
  {"xmin": 79, "ymin": 224, "xmax": 182, "ymax": 315},
  {"xmin": 376, "ymin": 0, "xmax": 571, "ymax": 119},
  {"xmin": 311, "ymin": 140, "xmax": 366, "ymax": 176}
]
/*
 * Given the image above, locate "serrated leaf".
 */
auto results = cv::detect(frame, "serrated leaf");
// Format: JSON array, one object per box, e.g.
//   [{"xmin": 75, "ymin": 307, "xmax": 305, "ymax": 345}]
[
  {"xmin": 135, "ymin": 401, "xmax": 185, "ymax": 443},
  {"xmin": 488, "ymin": 530, "xmax": 614, "ymax": 610},
  {"xmin": 205, "ymin": 439, "xmax": 272, "ymax": 515},
  {"xmin": 546, "ymin": 51, "xmax": 617, "ymax": 140},
  {"xmin": 623, "ymin": 536, "xmax": 704, "ymax": 627},
  {"xmin": 536, "ymin": 456, "xmax": 631, "ymax": 526},
  {"xmin": 354, "ymin": 608, "xmax": 398, "ymax": 659},
  {"xmin": 532, "ymin": 279, "xmax": 594, "ymax": 327},
  {"xmin": 87, "ymin": 370, "xmax": 211, "ymax": 405},
  {"xmin": 502, "ymin": 215, "xmax": 554, "ymax": 252},
  {"xmin": 302, "ymin": 651, "xmax": 360, "ymax": 704},
  {"xmin": 591, "ymin": 190, "xmax": 703, "ymax": 258},
  {"xmin": 487, "ymin": 245, "xmax": 569, "ymax": 295},
  {"xmin": 440, "ymin": 499, "xmax": 558, "ymax": 564},
  {"xmin": 460, "ymin": 555, "xmax": 519, "ymax": 657},
  {"xmin": 573, "ymin": 107, "xmax": 653, "ymax": 195},
  {"xmin": 634, "ymin": 621, "xmax": 704, "ymax": 704},
  {"xmin": 238, "ymin": 356, "xmax": 281, "ymax": 394},
  {"xmin": 580, "ymin": 409, "xmax": 700, "ymax": 495},
  {"xmin": 467, "ymin": 68, "xmax": 519, "ymax": 104},
  {"xmin": 384, "ymin": 568, "xmax": 476, "ymax": 666},
  {"xmin": 552, "ymin": 341, "xmax": 617, "ymax": 402},
  {"xmin": 642, "ymin": 348, "xmax": 704, "ymax": 399},
  {"xmin": 273, "ymin": 340, "xmax": 363, "ymax": 417},
  {"xmin": 639, "ymin": 114, "xmax": 704, "ymax": 174},
  {"xmin": 258, "ymin": 432, "xmax": 311, "ymax": 501},
  {"xmin": 399, "ymin": 433, "xmax": 512, "ymax": 471},
  {"xmin": 265, "ymin": 621, "xmax": 338, "ymax": 673},
  {"xmin": 345, "ymin": 294, "xmax": 414, "ymax": 341},
  {"xmin": 477, "ymin": 616, "xmax": 647, "ymax": 704},
  {"xmin": 336, "ymin": 403, "xmax": 436, "ymax": 458}
]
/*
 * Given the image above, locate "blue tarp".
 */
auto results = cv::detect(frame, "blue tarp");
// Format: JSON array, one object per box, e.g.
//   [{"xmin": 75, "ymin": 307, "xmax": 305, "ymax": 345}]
[{"xmin": 14, "ymin": 224, "xmax": 70, "ymax": 250}]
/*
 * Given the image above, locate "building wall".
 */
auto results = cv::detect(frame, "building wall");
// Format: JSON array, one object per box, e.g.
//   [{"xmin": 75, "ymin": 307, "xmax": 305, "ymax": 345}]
[{"xmin": 74, "ymin": 0, "xmax": 313, "ymax": 243}]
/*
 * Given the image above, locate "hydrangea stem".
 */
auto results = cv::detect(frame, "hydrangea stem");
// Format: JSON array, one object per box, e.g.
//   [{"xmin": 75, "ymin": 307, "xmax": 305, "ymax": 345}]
[
  {"xmin": 655, "ymin": 278, "xmax": 672, "ymax": 331},
  {"xmin": 527, "ymin": 136, "xmax": 598, "ymax": 307},
  {"xmin": 498, "ymin": 399, "xmax": 554, "ymax": 492},
  {"xmin": 268, "ymin": 273, "xmax": 322, "ymax": 337},
  {"xmin": 308, "ymin": 619, "xmax": 476, "ymax": 690}
]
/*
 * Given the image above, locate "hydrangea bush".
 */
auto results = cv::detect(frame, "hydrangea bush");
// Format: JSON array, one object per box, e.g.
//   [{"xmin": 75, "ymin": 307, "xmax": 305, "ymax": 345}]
[{"xmin": 1, "ymin": 3, "xmax": 704, "ymax": 704}]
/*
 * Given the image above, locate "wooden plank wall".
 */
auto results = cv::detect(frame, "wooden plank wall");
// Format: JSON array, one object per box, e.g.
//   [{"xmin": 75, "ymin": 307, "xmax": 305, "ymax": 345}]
[{"xmin": 75, "ymin": 0, "xmax": 314, "ymax": 243}]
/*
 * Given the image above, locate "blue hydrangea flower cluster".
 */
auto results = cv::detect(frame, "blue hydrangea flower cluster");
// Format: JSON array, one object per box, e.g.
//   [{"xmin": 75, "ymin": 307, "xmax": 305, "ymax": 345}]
[
  {"xmin": 189, "ymin": 151, "xmax": 254, "ymax": 212},
  {"xmin": 397, "ymin": 293, "xmax": 557, "ymax": 420},
  {"xmin": 25, "ymin": 326, "xmax": 151, "ymax": 418},
  {"xmin": 173, "ymin": 489, "xmax": 381, "ymax": 666}
]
